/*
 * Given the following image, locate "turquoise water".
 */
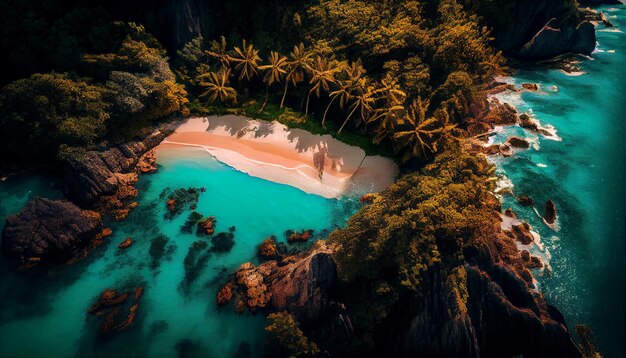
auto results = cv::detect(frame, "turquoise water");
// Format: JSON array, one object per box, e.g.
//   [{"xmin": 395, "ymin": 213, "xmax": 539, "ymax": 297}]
[
  {"xmin": 492, "ymin": 5, "xmax": 626, "ymax": 357},
  {"xmin": 0, "ymin": 146, "xmax": 360, "ymax": 357}
]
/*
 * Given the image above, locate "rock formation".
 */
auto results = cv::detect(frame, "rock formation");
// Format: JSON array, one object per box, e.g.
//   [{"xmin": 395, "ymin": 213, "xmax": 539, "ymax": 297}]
[
  {"xmin": 469, "ymin": 0, "xmax": 597, "ymax": 59},
  {"xmin": 62, "ymin": 121, "xmax": 179, "ymax": 216},
  {"xmin": 545, "ymin": 199, "xmax": 558, "ymax": 225},
  {"xmin": 218, "ymin": 242, "xmax": 337, "ymax": 325},
  {"xmin": 1, "ymin": 198, "xmax": 104, "ymax": 267}
]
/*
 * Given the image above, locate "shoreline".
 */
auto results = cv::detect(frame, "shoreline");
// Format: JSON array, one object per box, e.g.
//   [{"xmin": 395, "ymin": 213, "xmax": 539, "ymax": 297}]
[{"xmin": 155, "ymin": 116, "xmax": 399, "ymax": 198}]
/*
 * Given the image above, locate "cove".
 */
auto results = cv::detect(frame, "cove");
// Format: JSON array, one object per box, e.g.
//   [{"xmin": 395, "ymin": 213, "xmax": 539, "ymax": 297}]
[
  {"xmin": 491, "ymin": 4, "xmax": 626, "ymax": 356},
  {"xmin": 0, "ymin": 145, "xmax": 361, "ymax": 357}
]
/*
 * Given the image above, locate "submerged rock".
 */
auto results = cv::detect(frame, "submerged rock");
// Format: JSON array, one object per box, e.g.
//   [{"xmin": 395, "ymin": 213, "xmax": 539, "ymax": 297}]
[
  {"xmin": 164, "ymin": 187, "xmax": 203, "ymax": 220},
  {"xmin": 517, "ymin": 195, "xmax": 534, "ymax": 206},
  {"xmin": 1, "ymin": 197, "xmax": 103, "ymax": 267},
  {"xmin": 87, "ymin": 286, "xmax": 144, "ymax": 336},
  {"xmin": 211, "ymin": 232, "xmax": 235, "ymax": 253},
  {"xmin": 118, "ymin": 237, "xmax": 133, "ymax": 249},
  {"xmin": 197, "ymin": 216, "xmax": 216, "ymax": 236},
  {"xmin": 286, "ymin": 229, "xmax": 314, "ymax": 244}
]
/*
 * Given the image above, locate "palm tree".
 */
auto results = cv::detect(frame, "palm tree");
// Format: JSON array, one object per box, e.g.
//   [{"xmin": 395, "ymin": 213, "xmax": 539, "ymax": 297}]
[
  {"xmin": 306, "ymin": 56, "xmax": 338, "ymax": 115},
  {"xmin": 337, "ymin": 79, "xmax": 375, "ymax": 134},
  {"xmin": 205, "ymin": 36, "xmax": 230, "ymax": 69},
  {"xmin": 281, "ymin": 43, "xmax": 312, "ymax": 108},
  {"xmin": 322, "ymin": 60, "xmax": 365, "ymax": 127},
  {"xmin": 369, "ymin": 104, "xmax": 405, "ymax": 145},
  {"xmin": 322, "ymin": 79, "xmax": 351, "ymax": 128},
  {"xmin": 229, "ymin": 39, "xmax": 261, "ymax": 81},
  {"xmin": 258, "ymin": 51, "xmax": 288, "ymax": 112},
  {"xmin": 198, "ymin": 68, "xmax": 237, "ymax": 104},
  {"xmin": 375, "ymin": 75, "xmax": 406, "ymax": 107},
  {"xmin": 392, "ymin": 97, "xmax": 456, "ymax": 162}
]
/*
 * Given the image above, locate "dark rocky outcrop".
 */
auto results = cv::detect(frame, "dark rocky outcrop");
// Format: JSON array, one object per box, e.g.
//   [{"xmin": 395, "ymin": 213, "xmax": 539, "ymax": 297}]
[
  {"xmin": 218, "ymin": 242, "xmax": 337, "ymax": 325},
  {"xmin": 61, "ymin": 121, "xmax": 180, "ymax": 214},
  {"xmin": 545, "ymin": 199, "xmax": 557, "ymax": 225},
  {"xmin": 469, "ymin": 0, "xmax": 597, "ymax": 59},
  {"xmin": 507, "ymin": 136, "xmax": 531, "ymax": 149},
  {"xmin": 1, "ymin": 198, "xmax": 104, "ymax": 267},
  {"xmin": 519, "ymin": 18, "xmax": 596, "ymax": 59}
]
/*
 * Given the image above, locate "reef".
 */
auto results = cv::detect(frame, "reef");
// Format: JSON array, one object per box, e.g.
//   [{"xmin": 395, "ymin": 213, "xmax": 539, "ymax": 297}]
[
  {"xmin": 87, "ymin": 286, "xmax": 144, "ymax": 337},
  {"xmin": 163, "ymin": 187, "xmax": 204, "ymax": 220}
]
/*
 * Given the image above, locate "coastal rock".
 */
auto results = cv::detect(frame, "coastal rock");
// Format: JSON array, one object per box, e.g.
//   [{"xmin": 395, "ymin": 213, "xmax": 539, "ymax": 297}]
[
  {"xmin": 217, "ymin": 283, "xmax": 234, "ymax": 306},
  {"xmin": 507, "ymin": 136, "xmax": 531, "ymax": 149},
  {"xmin": 519, "ymin": 113, "xmax": 539, "ymax": 131},
  {"xmin": 258, "ymin": 236, "xmax": 280, "ymax": 260},
  {"xmin": 136, "ymin": 149, "xmax": 158, "ymax": 174},
  {"xmin": 522, "ymin": 83, "xmax": 540, "ymax": 91},
  {"xmin": 545, "ymin": 199, "xmax": 557, "ymax": 225},
  {"xmin": 1, "ymin": 198, "xmax": 103, "ymax": 267},
  {"xmin": 222, "ymin": 243, "xmax": 338, "ymax": 324},
  {"xmin": 286, "ymin": 229, "xmax": 314, "ymax": 244},
  {"xmin": 471, "ymin": 0, "xmax": 597, "ymax": 59},
  {"xmin": 359, "ymin": 193, "xmax": 376, "ymax": 204},
  {"xmin": 504, "ymin": 208, "xmax": 517, "ymax": 219},
  {"xmin": 267, "ymin": 250, "xmax": 338, "ymax": 324},
  {"xmin": 234, "ymin": 262, "xmax": 271, "ymax": 310},
  {"xmin": 519, "ymin": 17, "xmax": 596, "ymax": 59},
  {"xmin": 61, "ymin": 122, "xmax": 179, "ymax": 211},
  {"xmin": 498, "ymin": 144, "xmax": 514, "ymax": 157},
  {"xmin": 512, "ymin": 222, "xmax": 535, "ymax": 245},
  {"xmin": 517, "ymin": 195, "xmax": 534, "ymax": 206}
]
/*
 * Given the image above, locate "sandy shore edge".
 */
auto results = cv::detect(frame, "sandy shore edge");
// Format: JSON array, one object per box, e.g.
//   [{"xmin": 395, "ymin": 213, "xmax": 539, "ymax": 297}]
[{"xmin": 155, "ymin": 116, "xmax": 398, "ymax": 198}]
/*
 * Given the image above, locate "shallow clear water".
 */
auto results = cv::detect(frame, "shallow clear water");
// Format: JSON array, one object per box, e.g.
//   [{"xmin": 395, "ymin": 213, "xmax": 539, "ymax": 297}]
[
  {"xmin": 0, "ymin": 146, "xmax": 360, "ymax": 357},
  {"xmin": 492, "ymin": 5, "xmax": 626, "ymax": 357}
]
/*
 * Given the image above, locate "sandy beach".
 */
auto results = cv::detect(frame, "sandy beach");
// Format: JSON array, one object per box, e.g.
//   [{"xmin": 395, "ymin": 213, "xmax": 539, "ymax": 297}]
[{"xmin": 156, "ymin": 116, "xmax": 399, "ymax": 198}]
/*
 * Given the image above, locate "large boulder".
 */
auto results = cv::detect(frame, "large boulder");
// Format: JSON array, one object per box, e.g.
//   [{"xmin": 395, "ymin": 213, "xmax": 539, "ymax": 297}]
[{"xmin": 1, "ymin": 198, "xmax": 103, "ymax": 266}]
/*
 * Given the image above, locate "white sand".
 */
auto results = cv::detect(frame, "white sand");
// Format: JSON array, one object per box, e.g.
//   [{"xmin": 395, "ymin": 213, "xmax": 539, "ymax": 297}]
[{"xmin": 156, "ymin": 116, "xmax": 399, "ymax": 198}]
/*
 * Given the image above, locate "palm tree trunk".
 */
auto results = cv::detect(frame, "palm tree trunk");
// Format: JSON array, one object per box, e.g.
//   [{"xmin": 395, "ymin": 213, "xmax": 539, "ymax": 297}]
[
  {"xmin": 259, "ymin": 86, "xmax": 269, "ymax": 113},
  {"xmin": 322, "ymin": 95, "xmax": 337, "ymax": 128},
  {"xmin": 280, "ymin": 82, "xmax": 289, "ymax": 108},
  {"xmin": 305, "ymin": 90, "xmax": 313, "ymax": 115},
  {"xmin": 338, "ymin": 105, "xmax": 358, "ymax": 134}
]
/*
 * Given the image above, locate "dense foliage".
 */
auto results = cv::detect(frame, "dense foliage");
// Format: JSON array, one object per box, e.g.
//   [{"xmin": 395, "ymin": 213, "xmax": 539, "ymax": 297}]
[
  {"xmin": 176, "ymin": 0, "xmax": 504, "ymax": 163},
  {"xmin": 0, "ymin": 22, "xmax": 188, "ymax": 167},
  {"xmin": 328, "ymin": 146, "xmax": 499, "ymax": 347},
  {"xmin": 265, "ymin": 312, "xmax": 320, "ymax": 357}
]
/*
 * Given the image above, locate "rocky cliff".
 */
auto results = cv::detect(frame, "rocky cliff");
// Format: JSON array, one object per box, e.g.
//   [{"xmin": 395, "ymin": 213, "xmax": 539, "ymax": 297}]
[
  {"xmin": 468, "ymin": 0, "xmax": 597, "ymax": 59},
  {"xmin": 218, "ymin": 232, "xmax": 583, "ymax": 357},
  {"xmin": 61, "ymin": 121, "xmax": 180, "ymax": 217}
]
